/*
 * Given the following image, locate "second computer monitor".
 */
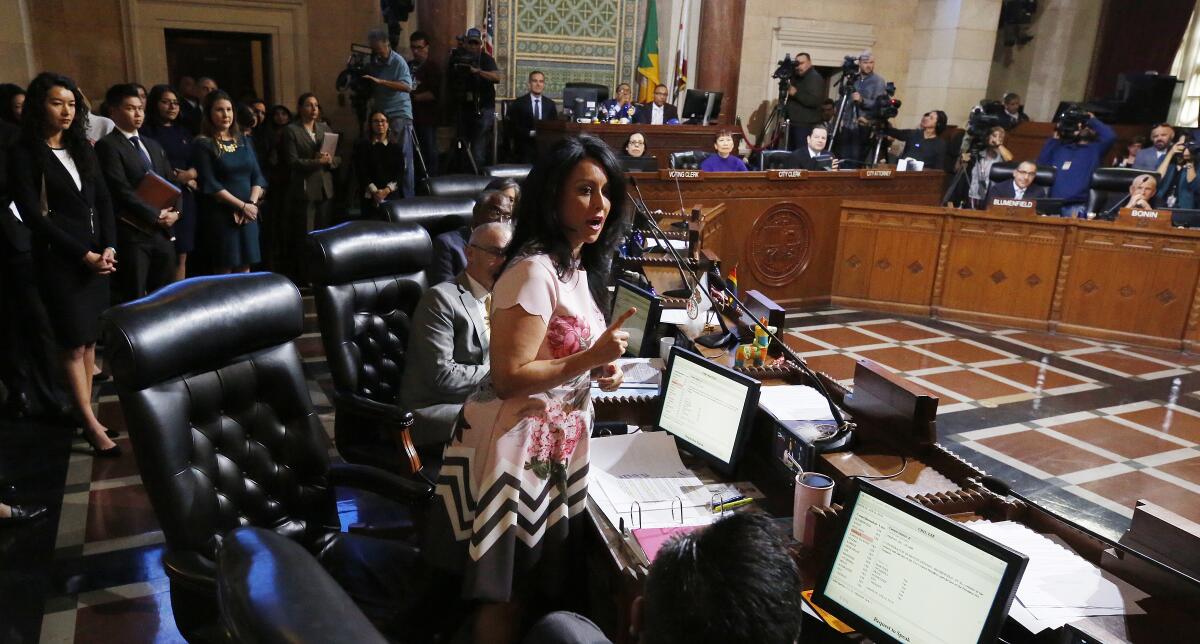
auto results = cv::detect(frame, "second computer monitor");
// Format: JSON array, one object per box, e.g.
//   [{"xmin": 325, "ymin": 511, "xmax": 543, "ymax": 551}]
[
  {"xmin": 656, "ymin": 346, "xmax": 760, "ymax": 476},
  {"xmin": 612, "ymin": 279, "xmax": 662, "ymax": 357},
  {"xmin": 682, "ymin": 89, "xmax": 723, "ymax": 124}
]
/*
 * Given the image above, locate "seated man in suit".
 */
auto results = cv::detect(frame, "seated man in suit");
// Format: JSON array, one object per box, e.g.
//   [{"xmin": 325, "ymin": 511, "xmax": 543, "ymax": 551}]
[
  {"xmin": 95, "ymin": 83, "xmax": 178, "ymax": 301},
  {"xmin": 787, "ymin": 125, "xmax": 838, "ymax": 170},
  {"xmin": 1097, "ymin": 173, "xmax": 1157, "ymax": 217},
  {"xmin": 428, "ymin": 189, "xmax": 513, "ymax": 284},
  {"xmin": 984, "ymin": 160, "xmax": 1047, "ymax": 204},
  {"xmin": 633, "ymin": 84, "xmax": 678, "ymax": 125},
  {"xmin": 401, "ymin": 221, "xmax": 512, "ymax": 446},
  {"xmin": 524, "ymin": 513, "xmax": 803, "ymax": 644},
  {"xmin": 507, "ymin": 70, "xmax": 557, "ymax": 163}
]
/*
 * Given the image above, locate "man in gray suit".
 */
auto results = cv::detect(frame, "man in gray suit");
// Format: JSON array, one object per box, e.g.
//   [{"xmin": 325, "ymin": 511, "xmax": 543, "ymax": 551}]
[
  {"xmin": 1134, "ymin": 123, "xmax": 1175, "ymax": 171},
  {"xmin": 401, "ymin": 221, "xmax": 512, "ymax": 446}
]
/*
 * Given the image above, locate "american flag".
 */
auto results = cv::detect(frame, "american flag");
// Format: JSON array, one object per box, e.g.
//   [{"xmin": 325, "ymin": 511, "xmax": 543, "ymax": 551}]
[{"xmin": 482, "ymin": 0, "xmax": 495, "ymax": 56}]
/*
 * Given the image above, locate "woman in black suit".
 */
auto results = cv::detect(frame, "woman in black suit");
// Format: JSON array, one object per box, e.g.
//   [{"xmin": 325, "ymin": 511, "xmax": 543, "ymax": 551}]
[
  {"xmin": 11, "ymin": 73, "xmax": 119, "ymax": 456},
  {"xmin": 352, "ymin": 110, "xmax": 404, "ymax": 219}
]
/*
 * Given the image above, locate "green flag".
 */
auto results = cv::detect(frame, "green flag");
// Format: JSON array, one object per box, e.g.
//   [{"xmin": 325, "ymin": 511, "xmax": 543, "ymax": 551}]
[{"xmin": 637, "ymin": 0, "xmax": 660, "ymax": 103}]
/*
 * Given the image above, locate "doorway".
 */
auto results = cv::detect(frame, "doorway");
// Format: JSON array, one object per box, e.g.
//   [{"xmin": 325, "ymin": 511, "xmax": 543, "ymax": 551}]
[{"xmin": 165, "ymin": 29, "xmax": 274, "ymax": 104}]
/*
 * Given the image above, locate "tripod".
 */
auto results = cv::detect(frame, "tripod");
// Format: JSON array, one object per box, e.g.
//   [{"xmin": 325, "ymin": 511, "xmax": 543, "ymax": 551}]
[
  {"xmin": 826, "ymin": 70, "xmax": 859, "ymax": 156},
  {"xmin": 760, "ymin": 77, "xmax": 793, "ymax": 151},
  {"xmin": 942, "ymin": 147, "xmax": 982, "ymax": 206}
]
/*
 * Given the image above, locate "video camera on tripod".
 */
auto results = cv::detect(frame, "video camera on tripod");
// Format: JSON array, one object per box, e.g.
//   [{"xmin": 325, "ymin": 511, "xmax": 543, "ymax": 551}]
[
  {"xmin": 335, "ymin": 44, "xmax": 375, "ymax": 126},
  {"xmin": 869, "ymin": 82, "xmax": 901, "ymax": 124},
  {"xmin": 1054, "ymin": 103, "xmax": 1092, "ymax": 142},
  {"xmin": 962, "ymin": 99, "xmax": 1006, "ymax": 153}
]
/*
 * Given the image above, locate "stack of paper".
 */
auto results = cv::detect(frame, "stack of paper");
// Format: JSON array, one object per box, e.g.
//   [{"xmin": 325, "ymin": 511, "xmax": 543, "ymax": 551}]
[
  {"xmin": 589, "ymin": 432, "xmax": 716, "ymax": 529},
  {"xmin": 758, "ymin": 385, "xmax": 836, "ymax": 421},
  {"xmin": 964, "ymin": 520, "xmax": 1148, "ymax": 633}
]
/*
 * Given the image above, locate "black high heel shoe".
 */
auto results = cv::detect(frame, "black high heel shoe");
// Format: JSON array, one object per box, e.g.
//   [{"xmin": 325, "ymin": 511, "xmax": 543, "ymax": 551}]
[{"xmin": 82, "ymin": 432, "xmax": 122, "ymax": 458}]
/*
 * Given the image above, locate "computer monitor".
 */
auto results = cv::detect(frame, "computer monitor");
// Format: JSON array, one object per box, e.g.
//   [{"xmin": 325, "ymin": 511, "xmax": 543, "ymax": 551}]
[
  {"xmin": 619, "ymin": 155, "xmax": 659, "ymax": 173},
  {"xmin": 813, "ymin": 480, "xmax": 1028, "ymax": 644},
  {"xmin": 1034, "ymin": 197, "xmax": 1064, "ymax": 216},
  {"xmin": 612, "ymin": 279, "xmax": 662, "ymax": 357},
  {"xmin": 562, "ymin": 83, "xmax": 609, "ymax": 122},
  {"xmin": 681, "ymin": 89, "xmax": 723, "ymax": 124},
  {"xmin": 655, "ymin": 346, "xmax": 760, "ymax": 476},
  {"xmin": 1169, "ymin": 208, "xmax": 1200, "ymax": 228}
]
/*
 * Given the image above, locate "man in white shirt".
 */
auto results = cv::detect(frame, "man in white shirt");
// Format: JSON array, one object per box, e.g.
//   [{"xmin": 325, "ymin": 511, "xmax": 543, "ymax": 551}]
[
  {"xmin": 634, "ymin": 83, "xmax": 679, "ymax": 125},
  {"xmin": 787, "ymin": 125, "xmax": 838, "ymax": 170},
  {"xmin": 507, "ymin": 70, "xmax": 558, "ymax": 163},
  {"xmin": 985, "ymin": 160, "xmax": 1047, "ymax": 203},
  {"xmin": 401, "ymin": 222, "xmax": 512, "ymax": 446}
]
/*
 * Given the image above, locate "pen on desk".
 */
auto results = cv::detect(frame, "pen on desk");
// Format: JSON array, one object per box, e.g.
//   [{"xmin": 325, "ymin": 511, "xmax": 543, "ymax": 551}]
[
  {"xmin": 712, "ymin": 497, "xmax": 754, "ymax": 513},
  {"xmin": 709, "ymin": 494, "xmax": 745, "ymax": 510}
]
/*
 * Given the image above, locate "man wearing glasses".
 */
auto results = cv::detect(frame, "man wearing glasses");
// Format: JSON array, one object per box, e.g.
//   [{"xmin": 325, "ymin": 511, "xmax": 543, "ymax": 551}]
[
  {"xmin": 402, "ymin": 221, "xmax": 512, "ymax": 446},
  {"xmin": 985, "ymin": 160, "xmax": 1046, "ymax": 205},
  {"xmin": 408, "ymin": 31, "xmax": 440, "ymax": 178},
  {"xmin": 363, "ymin": 28, "xmax": 416, "ymax": 197},
  {"xmin": 429, "ymin": 189, "xmax": 513, "ymax": 285}
]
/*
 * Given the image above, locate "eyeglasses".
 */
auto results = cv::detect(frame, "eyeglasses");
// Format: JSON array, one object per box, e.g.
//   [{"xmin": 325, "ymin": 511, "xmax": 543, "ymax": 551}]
[
  {"xmin": 469, "ymin": 243, "xmax": 506, "ymax": 257},
  {"xmin": 411, "ymin": 43, "xmax": 428, "ymax": 50}
]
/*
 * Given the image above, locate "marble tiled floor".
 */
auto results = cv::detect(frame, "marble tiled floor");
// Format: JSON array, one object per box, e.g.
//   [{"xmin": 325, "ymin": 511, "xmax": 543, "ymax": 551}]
[{"xmin": 2, "ymin": 305, "xmax": 1198, "ymax": 642}]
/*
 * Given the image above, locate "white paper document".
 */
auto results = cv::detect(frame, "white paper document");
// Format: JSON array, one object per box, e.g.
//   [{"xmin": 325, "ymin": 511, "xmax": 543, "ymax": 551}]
[
  {"xmin": 589, "ymin": 432, "xmax": 716, "ymax": 529},
  {"xmin": 643, "ymin": 237, "xmax": 689, "ymax": 251},
  {"xmin": 758, "ymin": 385, "xmax": 835, "ymax": 421},
  {"xmin": 617, "ymin": 358, "xmax": 662, "ymax": 385}
]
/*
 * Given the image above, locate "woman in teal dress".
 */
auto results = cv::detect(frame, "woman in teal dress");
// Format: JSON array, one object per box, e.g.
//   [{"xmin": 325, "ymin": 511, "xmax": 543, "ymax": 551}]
[{"xmin": 191, "ymin": 90, "xmax": 266, "ymax": 273}]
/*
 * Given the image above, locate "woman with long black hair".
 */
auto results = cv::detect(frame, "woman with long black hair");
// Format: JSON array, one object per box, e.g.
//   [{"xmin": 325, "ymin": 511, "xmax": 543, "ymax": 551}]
[
  {"xmin": 10, "ymin": 72, "xmax": 119, "ymax": 456},
  {"xmin": 425, "ymin": 135, "xmax": 633, "ymax": 644},
  {"xmin": 141, "ymin": 84, "xmax": 199, "ymax": 279}
]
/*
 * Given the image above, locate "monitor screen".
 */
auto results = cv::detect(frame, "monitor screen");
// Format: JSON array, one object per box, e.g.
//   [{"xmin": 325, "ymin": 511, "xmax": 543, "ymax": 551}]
[
  {"xmin": 612, "ymin": 279, "xmax": 661, "ymax": 357},
  {"xmin": 814, "ymin": 481, "xmax": 1028, "ymax": 644},
  {"xmin": 656, "ymin": 347, "xmax": 760, "ymax": 476},
  {"xmin": 682, "ymin": 89, "xmax": 723, "ymax": 122},
  {"xmin": 620, "ymin": 156, "xmax": 659, "ymax": 173}
]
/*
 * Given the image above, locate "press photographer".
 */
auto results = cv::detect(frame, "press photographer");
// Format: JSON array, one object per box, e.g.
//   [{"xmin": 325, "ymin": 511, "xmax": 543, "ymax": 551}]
[
  {"xmin": 1156, "ymin": 134, "xmax": 1199, "ymax": 209},
  {"xmin": 959, "ymin": 100, "xmax": 1013, "ymax": 208},
  {"xmin": 842, "ymin": 52, "xmax": 889, "ymax": 162},
  {"xmin": 360, "ymin": 28, "xmax": 416, "ymax": 197},
  {"xmin": 782, "ymin": 52, "xmax": 824, "ymax": 150},
  {"xmin": 447, "ymin": 28, "xmax": 500, "ymax": 167},
  {"xmin": 1037, "ymin": 104, "xmax": 1116, "ymax": 217}
]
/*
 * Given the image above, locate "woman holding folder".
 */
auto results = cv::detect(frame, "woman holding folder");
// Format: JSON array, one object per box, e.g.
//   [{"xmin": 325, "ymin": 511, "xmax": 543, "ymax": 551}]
[
  {"xmin": 10, "ymin": 73, "xmax": 120, "ymax": 455},
  {"xmin": 191, "ymin": 90, "xmax": 267, "ymax": 274},
  {"xmin": 279, "ymin": 93, "xmax": 337, "ymax": 277},
  {"xmin": 142, "ymin": 84, "xmax": 198, "ymax": 279}
]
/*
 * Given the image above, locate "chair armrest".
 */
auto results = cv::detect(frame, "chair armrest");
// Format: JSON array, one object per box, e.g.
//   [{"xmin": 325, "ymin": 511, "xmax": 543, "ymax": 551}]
[
  {"xmin": 332, "ymin": 392, "xmax": 397, "ymax": 418},
  {"xmin": 217, "ymin": 527, "xmax": 388, "ymax": 644},
  {"xmin": 162, "ymin": 549, "xmax": 218, "ymax": 591},
  {"xmin": 328, "ymin": 462, "xmax": 434, "ymax": 503}
]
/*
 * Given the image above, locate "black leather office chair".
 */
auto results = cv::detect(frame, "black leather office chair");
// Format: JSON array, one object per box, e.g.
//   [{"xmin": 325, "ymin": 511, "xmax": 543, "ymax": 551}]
[
  {"xmin": 669, "ymin": 150, "xmax": 709, "ymax": 169},
  {"xmin": 988, "ymin": 161, "xmax": 1056, "ymax": 187},
  {"xmin": 102, "ymin": 273, "xmax": 433, "ymax": 640},
  {"xmin": 307, "ymin": 221, "xmax": 434, "ymax": 477},
  {"xmin": 422, "ymin": 173, "xmax": 492, "ymax": 198},
  {"xmin": 218, "ymin": 527, "xmax": 391, "ymax": 644},
  {"xmin": 482, "ymin": 163, "xmax": 533, "ymax": 180},
  {"xmin": 1087, "ymin": 167, "xmax": 1147, "ymax": 214},
  {"xmin": 380, "ymin": 196, "xmax": 474, "ymax": 239},
  {"xmin": 760, "ymin": 149, "xmax": 794, "ymax": 170}
]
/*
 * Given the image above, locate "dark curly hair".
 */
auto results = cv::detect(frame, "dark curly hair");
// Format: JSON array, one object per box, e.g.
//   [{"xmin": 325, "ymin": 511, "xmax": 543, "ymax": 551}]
[
  {"xmin": 504, "ymin": 134, "xmax": 630, "ymax": 315},
  {"xmin": 20, "ymin": 72, "xmax": 95, "ymax": 179}
]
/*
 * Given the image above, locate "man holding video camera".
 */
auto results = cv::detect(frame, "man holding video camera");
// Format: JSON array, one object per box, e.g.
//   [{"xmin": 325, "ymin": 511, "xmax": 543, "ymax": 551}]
[
  {"xmin": 1037, "ymin": 107, "xmax": 1116, "ymax": 218},
  {"xmin": 841, "ymin": 52, "xmax": 889, "ymax": 162},
  {"xmin": 448, "ymin": 28, "xmax": 500, "ymax": 167},
  {"xmin": 363, "ymin": 28, "xmax": 416, "ymax": 197},
  {"xmin": 784, "ymin": 53, "xmax": 824, "ymax": 150}
]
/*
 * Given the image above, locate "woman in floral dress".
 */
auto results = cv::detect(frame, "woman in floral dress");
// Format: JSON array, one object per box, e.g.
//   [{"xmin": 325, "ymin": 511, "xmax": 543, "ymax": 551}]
[{"xmin": 425, "ymin": 135, "xmax": 634, "ymax": 643}]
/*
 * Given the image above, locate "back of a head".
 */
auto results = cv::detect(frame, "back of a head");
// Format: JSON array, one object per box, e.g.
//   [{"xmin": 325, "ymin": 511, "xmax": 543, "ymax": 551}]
[{"xmin": 641, "ymin": 513, "xmax": 803, "ymax": 644}]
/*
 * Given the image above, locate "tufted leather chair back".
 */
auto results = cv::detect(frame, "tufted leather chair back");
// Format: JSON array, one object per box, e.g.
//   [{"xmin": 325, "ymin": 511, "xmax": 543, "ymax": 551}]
[
  {"xmin": 988, "ymin": 161, "xmax": 1057, "ymax": 188},
  {"xmin": 307, "ymin": 221, "xmax": 431, "ymax": 409},
  {"xmin": 669, "ymin": 150, "xmax": 709, "ymax": 170},
  {"xmin": 482, "ymin": 163, "xmax": 533, "ymax": 180},
  {"xmin": 760, "ymin": 149, "xmax": 794, "ymax": 170},
  {"xmin": 422, "ymin": 173, "xmax": 492, "ymax": 198},
  {"xmin": 103, "ymin": 273, "xmax": 338, "ymax": 564},
  {"xmin": 380, "ymin": 196, "xmax": 474, "ymax": 238},
  {"xmin": 1087, "ymin": 166, "xmax": 1150, "ymax": 214}
]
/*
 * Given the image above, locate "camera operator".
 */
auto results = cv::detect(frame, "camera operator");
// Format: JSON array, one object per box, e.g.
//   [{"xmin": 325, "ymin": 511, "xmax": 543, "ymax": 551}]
[
  {"xmin": 1037, "ymin": 108, "xmax": 1116, "ymax": 217},
  {"xmin": 841, "ymin": 52, "xmax": 888, "ymax": 161},
  {"xmin": 784, "ymin": 53, "xmax": 824, "ymax": 150},
  {"xmin": 962, "ymin": 126, "xmax": 1013, "ymax": 208},
  {"xmin": 1133, "ymin": 123, "xmax": 1175, "ymax": 171},
  {"xmin": 362, "ymin": 28, "xmax": 416, "ymax": 197},
  {"xmin": 448, "ymin": 28, "xmax": 500, "ymax": 166},
  {"xmin": 1156, "ymin": 135, "xmax": 1199, "ymax": 209},
  {"xmin": 1000, "ymin": 92, "xmax": 1028, "ymax": 129},
  {"xmin": 884, "ymin": 110, "xmax": 948, "ymax": 170}
]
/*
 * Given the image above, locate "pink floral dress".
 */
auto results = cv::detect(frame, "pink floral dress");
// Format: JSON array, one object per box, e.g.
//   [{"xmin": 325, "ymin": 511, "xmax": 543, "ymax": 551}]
[{"xmin": 425, "ymin": 254, "xmax": 605, "ymax": 602}]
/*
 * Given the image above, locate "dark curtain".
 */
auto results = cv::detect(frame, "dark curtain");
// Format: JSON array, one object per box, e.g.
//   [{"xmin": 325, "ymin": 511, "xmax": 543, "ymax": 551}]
[{"xmin": 1087, "ymin": 0, "xmax": 1197, "ymax": 98}]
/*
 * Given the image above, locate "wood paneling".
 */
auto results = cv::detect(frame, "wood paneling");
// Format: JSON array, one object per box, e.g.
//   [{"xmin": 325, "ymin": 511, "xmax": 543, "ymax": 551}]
[{"xmin": 833, "ymin": 201, "xmax": 1200, "ymax": 351}]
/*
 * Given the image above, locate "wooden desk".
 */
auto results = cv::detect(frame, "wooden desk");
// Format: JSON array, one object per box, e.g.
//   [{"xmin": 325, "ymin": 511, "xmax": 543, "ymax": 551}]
[
  {"xmin": 535, "ymin": 121, "xmax": 737, "ymax": 170},
  {"xmin": 833, "ymin": 201, "xmax": 1200, "ymax": 350},
  {"xmin": 629, "ymin": 170, "xmax": 944, "ymax": 310}
]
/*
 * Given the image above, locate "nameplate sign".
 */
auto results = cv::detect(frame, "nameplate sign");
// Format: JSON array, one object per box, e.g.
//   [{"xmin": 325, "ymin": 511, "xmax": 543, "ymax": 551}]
[
  {"xmin": 987, "ymin": 198, "xmax": 1036, "ymax": 218},
  {"xmin": 859, "ymin": 169, "xmax": 894, "ymax": 179},
  {"xmin": 1117, "ymin": 207, "xmax": 1173, "ymax": 230},
  {"xmin": 660, "ymin": 169, "xmax": 703, "ymax": 181},
  {"xmin": 767, "ymin": 169, "xmax": 807, "ymax": 181}
]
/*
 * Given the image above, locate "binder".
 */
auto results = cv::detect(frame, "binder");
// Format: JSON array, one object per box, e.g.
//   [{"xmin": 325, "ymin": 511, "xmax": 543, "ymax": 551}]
[{"xmin": 135, "ymin": 172, "xmax": 181, "ymax": 210}]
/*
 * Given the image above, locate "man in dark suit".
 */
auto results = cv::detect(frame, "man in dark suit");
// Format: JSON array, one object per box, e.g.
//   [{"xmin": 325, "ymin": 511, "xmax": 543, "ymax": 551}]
[
  {"xmin": 999, "ymin": 92, "xmax": 1030, "ymax": 130},
  {"xmin": 402, "ymin": 221, "xmax": 511, "ymax": 446},
  {"xmin": 633, "ymin": 83, "xmax": 679, "ymax": 125},
  {"xmin": 506, "ymin": 70, "xmax": 558, "ymax": 163},
  {"xmin": 784, "ymin": 53, "xmax": 824, "ymax": 148},
  {"xmin": 787, "ymin": 125, "xmax": 837, "ymax": 171},
  {"xmin": 96, "ymin": 83, "xmax": 178, "ymax": 302},
  {"xmin": 429, "ymin": 190, "xmax": 513, "ymax": 284},
  {"xmin": 984, "ymin": 160, "xmax": 1047, "ymax": 203}
]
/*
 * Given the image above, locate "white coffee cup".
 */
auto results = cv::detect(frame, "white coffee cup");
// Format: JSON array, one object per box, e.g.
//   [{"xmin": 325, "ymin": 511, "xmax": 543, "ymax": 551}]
[
  {"xmin": 793, "ymin": 471, "xmax": 835, "ymax": 546},
  {"xmin": 659, "ymin": 336, "xmax": 676, "ymax": 360}
]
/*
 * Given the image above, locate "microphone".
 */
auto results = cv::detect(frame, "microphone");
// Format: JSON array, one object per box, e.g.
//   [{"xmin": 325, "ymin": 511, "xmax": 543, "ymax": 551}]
[
  {"xmin": 707, "ymin": 271, "xmax": 850, "ymax": 440},
  {"xmin": 1098, "ymin": 194, "xmax": 1130, "ymax": 221},
  {"xmin": 626, "ymin": 181, "xmax": 704, "ymax": 319}
]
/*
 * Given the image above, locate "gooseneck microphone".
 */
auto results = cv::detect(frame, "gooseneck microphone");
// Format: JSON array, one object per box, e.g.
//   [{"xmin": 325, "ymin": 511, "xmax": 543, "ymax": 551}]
[{"xmin": 628, "ymin": 176, "xmax": 704, "ymax": 318}]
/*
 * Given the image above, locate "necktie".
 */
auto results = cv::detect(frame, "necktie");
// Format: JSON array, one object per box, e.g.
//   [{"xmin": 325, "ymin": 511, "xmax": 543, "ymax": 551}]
[
  {"xmin": 534, "ymin": 98, "xmax": 541, "ymax": 120},
  {"xmin": 130, "ymin": 136, "xmax": 153, "ymax": 171}
]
